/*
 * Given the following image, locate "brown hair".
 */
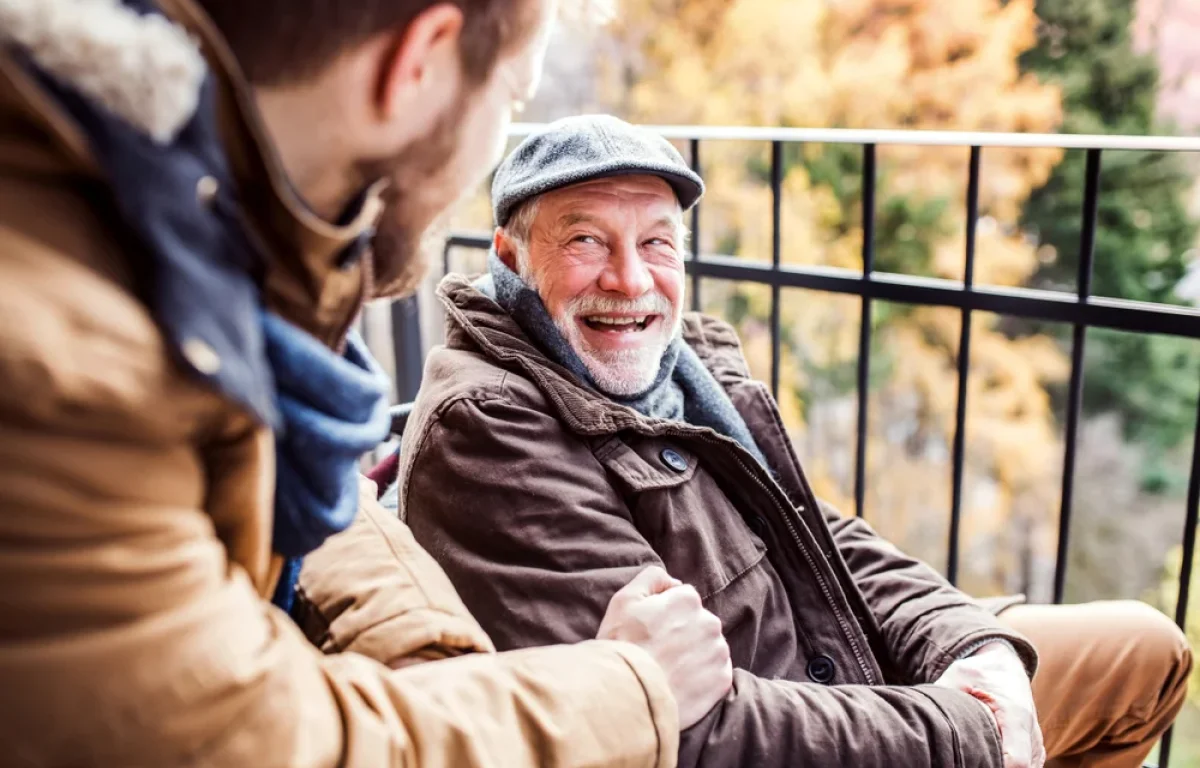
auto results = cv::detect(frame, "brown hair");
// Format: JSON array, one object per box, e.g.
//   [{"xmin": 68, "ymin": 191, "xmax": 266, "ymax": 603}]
[{"xmin": 196, "ymin": 0, "xmax": 537, "ymax": 87}]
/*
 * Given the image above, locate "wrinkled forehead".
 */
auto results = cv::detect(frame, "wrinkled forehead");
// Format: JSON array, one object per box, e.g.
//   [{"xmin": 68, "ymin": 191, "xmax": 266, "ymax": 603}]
[{"xmin": 536, "ymin": 175, "xmax": 683, "ymax": 227}]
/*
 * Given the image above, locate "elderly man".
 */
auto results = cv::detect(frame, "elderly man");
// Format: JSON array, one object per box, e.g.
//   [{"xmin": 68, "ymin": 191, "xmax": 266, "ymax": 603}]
[{"xmin": 394, "ymin": 115, "xmax": 1192, "ymax": 768}]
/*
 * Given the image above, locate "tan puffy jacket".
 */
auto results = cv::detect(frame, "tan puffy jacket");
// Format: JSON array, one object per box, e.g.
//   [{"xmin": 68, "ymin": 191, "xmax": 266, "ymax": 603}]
[{"xmin": 0, "ymin": 1, "xmax": 678, "ymax": 765}]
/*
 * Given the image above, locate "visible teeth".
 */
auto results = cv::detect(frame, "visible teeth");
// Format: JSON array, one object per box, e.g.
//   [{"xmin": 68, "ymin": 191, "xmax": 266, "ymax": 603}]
[{"xmin": 584, "ymin": 315, "xmax": 654, "ymax": 330}]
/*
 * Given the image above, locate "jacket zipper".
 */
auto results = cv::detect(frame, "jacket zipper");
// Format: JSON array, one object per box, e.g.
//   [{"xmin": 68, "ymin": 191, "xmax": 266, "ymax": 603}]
[{"xmin": 664, "ymin": 427, "xmax": 880, "ymax": 686}]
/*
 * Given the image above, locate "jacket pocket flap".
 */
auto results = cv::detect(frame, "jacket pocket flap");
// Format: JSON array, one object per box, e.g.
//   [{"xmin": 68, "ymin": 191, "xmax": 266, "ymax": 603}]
[{"xmin": 594, "ymin": 438, "xmax": 697, "ymax": 491}]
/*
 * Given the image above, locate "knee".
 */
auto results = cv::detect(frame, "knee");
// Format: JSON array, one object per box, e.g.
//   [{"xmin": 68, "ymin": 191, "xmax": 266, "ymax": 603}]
[
  {"xmin": 1126, "ymin": 601, "xmax": 1190, "ymax": 671},
  {"xmin": 1105, "ymin": 601, "xmax": 1192, "ymax": 712}
]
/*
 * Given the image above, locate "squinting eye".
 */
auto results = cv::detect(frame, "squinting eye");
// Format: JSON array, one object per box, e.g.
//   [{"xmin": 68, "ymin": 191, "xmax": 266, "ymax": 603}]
[
  {"xmin": 645, "ymin": 238, "xmax": 672, "ymax": 247},
  {"xmin": 573, "ymin": 235, "xmax": 599, "ymax": 245}
]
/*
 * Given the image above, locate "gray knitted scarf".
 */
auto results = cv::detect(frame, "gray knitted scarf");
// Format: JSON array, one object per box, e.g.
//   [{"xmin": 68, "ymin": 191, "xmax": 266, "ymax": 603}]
[{"xmin": 480, "ymin": 252, "xmax": 768, "ymax": 468}]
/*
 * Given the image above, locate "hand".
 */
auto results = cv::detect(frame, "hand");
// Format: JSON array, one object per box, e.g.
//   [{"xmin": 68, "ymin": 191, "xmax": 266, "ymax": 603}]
[
  {"xmin": 597, "ymin": 565, "xmax": 733, "ymax": 729},
  {"xmin": 934, "ymin": 643, "xmax": 1045, "ymax": 768}
]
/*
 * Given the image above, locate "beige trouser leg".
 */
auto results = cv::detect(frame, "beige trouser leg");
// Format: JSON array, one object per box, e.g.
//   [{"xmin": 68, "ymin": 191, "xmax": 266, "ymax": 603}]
[{"xmin": 999, "ymin": 601, "xmax": 1193, "ymax": 768}]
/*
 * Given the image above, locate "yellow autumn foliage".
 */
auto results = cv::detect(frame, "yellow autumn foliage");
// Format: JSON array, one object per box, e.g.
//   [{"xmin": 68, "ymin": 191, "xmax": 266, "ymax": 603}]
[{"xmin": 605, "ymin": 0, "xmax": 1070, "ymax": 595}]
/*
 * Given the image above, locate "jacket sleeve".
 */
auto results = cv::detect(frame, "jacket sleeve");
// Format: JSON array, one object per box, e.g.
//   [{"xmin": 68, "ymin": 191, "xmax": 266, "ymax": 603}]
[
  {"xmin": 0, "ymin": 356, "xmax": 677, "ymax": 765},
  {"xmin": 295, "ymin": 477, "xmax": 500, "ymax": 667},
  {"xmin": 402, "ymin": 397, "xmax": 1007, "ymax": 768},
  {"xmin": 818, "ymin": 500, "xmax": 1038, "ymax": 682}
]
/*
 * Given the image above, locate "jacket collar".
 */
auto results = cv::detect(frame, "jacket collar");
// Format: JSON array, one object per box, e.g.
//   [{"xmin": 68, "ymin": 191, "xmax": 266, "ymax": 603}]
[
  {"xmin": 437, "ymin": 272, "xmax": 756, "ymax": 438},
  {"xmin": 157, "ymin": 0, "xmax": 385, "ymax": 346},
  {"xmin": 0, "ymin": 0, "xmax": 384, "ymax": 347}
]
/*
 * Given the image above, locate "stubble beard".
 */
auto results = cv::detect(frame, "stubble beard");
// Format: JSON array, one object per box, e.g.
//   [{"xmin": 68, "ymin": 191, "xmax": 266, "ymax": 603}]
[{"xmin": 363, "ymin": 95, "xmax": 467, "ymax": 300}]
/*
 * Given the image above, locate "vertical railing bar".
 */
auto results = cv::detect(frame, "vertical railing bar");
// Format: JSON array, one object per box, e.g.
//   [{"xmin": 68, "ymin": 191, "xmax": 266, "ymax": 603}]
[
  {"xmin": 855, "ymin": 144, "xmax": 877, "ymax": 518},
  {"xmin": 690, "ymin": 138, "xmax": 702, "ymax": 313},
  {"xmin": 770, "ymin": 140, "xmax": 783, "ymax": 399},
  {"xmin": 390, "ymin": 295, "xmax": 425, "ymax": 404},
  {"xmin": 1053, "ymin": 148, "xmax": 1102, "ymax": 605},
  {"xmin": 948, "ymin": 146, "xmax": 982, "ymax": 586},
  {"xmin": 1172, "ymin": 375, "xmax": 1200, "ymax": 632},
  {"xmin": 1159, "ymin": 371, "xmax": 1200, "ymax": 768}
]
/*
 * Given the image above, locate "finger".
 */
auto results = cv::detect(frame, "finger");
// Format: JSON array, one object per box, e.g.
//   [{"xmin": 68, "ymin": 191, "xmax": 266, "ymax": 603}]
[
  {"xmin": 699, "ymin": 608, "xmax": 724, "ymax": 637},
  {"xmin": 661, "ymin": 583, "xmax": 703, "ymax": 610},
  {"xmin": 1032, "ymin": 722, "xmax": 1047, "ymax": 768},
  {"xmin": 617, "ymin": 565, "xmax": 679, "ymax": 598},
  {"xmin": 1003, "ymin": 721, "xmax": 1034, "ymax": 768}
]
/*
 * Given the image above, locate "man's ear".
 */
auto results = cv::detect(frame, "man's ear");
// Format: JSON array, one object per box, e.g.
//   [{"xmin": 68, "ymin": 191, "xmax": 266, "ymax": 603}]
[
  {"xmin": 494, "ymin": 227, "xmax": 520, "ymax": 271},
  {"xmin": 376, "ymin": 3, "xmax": 464, "ymax": 124}
]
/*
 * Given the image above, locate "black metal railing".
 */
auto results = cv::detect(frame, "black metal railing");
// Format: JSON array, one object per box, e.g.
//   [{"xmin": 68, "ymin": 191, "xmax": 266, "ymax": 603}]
[{"xmin": 411, "ymin": 125, "xmax": 1200, "ymax": 765}]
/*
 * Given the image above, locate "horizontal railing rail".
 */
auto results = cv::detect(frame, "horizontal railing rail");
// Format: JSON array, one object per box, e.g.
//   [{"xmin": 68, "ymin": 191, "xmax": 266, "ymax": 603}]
[
  {"xmin": 424, "ymin": 126, "xmax": 1200, "ymax": 765},
  {"xmin": 512, "ymin": 123, "xmax": 1200, "ymax": 151}
]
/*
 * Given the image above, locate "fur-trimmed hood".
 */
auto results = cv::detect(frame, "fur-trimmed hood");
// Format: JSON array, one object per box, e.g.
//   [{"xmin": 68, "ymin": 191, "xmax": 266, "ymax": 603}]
[
  {"xmin": 0, "ymin": 0, "xmax": 206, "ymax": 143},
  {"xmin": 0, "ymin": 0, "xmax": 387, "ymax": 427}
]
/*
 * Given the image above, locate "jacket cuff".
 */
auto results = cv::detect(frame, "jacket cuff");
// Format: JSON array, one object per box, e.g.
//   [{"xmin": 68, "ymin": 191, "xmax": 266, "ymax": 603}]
[
  {"xmin": 599, "ymin": 640, "xmax": 680, "ymax": 768},
  {"xmin": 941, "ymin": 628, "xmax": 1038, "ymax": 681},
  {"xmin": 916, "ymin": 685, "xmax": 1005, "ymax": 768},
  {"xmin": 955, "ymin": 637, "xmax": 1017, "ymax": 662}
]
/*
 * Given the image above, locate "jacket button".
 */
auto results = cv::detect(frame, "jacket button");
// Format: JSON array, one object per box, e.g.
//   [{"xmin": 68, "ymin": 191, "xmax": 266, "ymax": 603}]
[
  {"xmin": 807, "ymin": 655, "xmax": 836, "ymax": 684},
  {"xmin": 196, "ymin": 175, "xmax": 220, "ymax": 207},
  {"xmin": 660, "ymin": 448, "xmax": 688, "ymax": 473},
  {"xmin": 182, "ymin": 337, "xmax": 222, "ymax": 375}
]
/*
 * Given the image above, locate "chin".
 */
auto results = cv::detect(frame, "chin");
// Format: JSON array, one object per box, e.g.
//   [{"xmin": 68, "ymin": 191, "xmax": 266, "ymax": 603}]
[
  {"xmin": 583, "ymin": 355, "xmax": 663, "ymax": 397},
  {"xmin": 369, "ymin": 213, "xmax": 451, "ymax": 300}
]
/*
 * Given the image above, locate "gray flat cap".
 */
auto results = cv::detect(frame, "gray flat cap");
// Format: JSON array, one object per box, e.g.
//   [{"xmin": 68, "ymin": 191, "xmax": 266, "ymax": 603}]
[{"xmin": 492, "ymin": 114, "xmax": 705, "ymax": 226}]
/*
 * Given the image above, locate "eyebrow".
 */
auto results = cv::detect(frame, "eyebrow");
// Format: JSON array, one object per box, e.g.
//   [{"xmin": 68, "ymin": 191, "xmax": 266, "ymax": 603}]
[
  {"xmin": 557, "ymin": 212, "xmax": 599, "ymax": 228},
  {"xmin": 647, "ymin": 216, "xmax": 680, "ymax": 233}
]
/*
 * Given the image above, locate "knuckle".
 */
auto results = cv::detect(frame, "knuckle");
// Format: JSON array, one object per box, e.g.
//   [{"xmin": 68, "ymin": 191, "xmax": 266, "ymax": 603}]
[
  {"xmin": 607, "ymin": 591, "xmax": 633, "ymax": 613},
  {"xmin": 642, "ymin": 565, "xmax": 669, "ymax": 581},
  {"xmin": 720, "ymin": 660, "xmax": 734, "ymax": 687},
  {"xmin": 609, "ymin": 587, "xmax": 629, "ymax": 603}
]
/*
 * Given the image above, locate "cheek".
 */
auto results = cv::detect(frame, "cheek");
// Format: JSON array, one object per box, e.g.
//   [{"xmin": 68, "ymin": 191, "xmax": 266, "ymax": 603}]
[
  {"xmin": 473, "ymin": 99, "xmax": 511, "ymax": 172},
  {"xmin": 538, "ymin": 260, "xmax": 603, "ymax": 314},
  {"xmin": 455, "ymin": 93, "xmax": 510, "ymax": 189},
  {"xmin": 653, "ymin": 266, "xmax": 685, "ymax": 311}
]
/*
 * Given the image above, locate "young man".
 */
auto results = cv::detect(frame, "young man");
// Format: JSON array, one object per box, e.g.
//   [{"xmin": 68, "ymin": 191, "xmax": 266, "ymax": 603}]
[
  {"xmin": 397, "ymin": 115, "xmax": 1194, "ymax": 768},
  {"xmin": 0, "ymin": 3, "xmax": 732, "ymax": 766}
]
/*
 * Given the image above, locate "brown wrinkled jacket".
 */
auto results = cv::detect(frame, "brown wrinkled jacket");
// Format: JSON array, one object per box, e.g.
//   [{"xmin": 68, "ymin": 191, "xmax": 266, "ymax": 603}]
[
  {"xmin": 0, "ymin": 1, "xmax": 678, "ymax": 765},
  {"xmin": 399, "ymin": 274, "xmax": 1041, "ymax": 768}
]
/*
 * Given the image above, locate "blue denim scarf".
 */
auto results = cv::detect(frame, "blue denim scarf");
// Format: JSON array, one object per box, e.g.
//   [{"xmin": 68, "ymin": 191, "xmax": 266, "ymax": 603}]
[{"xmin": 265, "ymin": 314, "xmax": 392, "ymax": 611}]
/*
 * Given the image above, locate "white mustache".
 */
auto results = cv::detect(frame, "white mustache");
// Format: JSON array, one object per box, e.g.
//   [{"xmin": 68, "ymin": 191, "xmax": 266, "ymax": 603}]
[{"xmin": 564, "ymin": 292, "xmax": 674, "ymax": 317}]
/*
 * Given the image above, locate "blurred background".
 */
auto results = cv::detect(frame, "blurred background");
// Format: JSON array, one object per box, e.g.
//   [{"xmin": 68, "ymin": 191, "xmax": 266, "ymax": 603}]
[{"xmin": 365, "ymin": 0, "xmax": 1200, "ymax": 760}]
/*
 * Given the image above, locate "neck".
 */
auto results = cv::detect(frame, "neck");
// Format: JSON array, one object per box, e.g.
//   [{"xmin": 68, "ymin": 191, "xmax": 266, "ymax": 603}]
[{"xmin": 255, "ymin": 82, "xmax": 363, "ymax": 221}]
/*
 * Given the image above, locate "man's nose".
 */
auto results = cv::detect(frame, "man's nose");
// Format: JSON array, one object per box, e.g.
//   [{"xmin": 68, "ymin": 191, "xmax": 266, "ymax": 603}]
[{"xmin": 597, "ymin": 244, "xmax": 653, "ymax": 298}]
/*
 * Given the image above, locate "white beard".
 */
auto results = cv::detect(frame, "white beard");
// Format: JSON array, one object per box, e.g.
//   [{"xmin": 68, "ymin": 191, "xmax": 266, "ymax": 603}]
[
  {"xmin": 553, "ymin": 292, "xmax": 681, "ymax": 397},
  {"xmin": 518, "ymin": 250, "xmax": 681, "ymax": 396}
]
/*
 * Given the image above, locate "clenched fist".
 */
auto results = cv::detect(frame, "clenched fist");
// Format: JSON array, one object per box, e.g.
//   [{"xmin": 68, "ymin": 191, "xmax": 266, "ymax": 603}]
[
  {"xmin": 935, "ymin": 642, "xmax": 1045, "ymax": 768},
  {"xmin": 597, "ymin": 566, "xmax": 733, "ymax": 728}
]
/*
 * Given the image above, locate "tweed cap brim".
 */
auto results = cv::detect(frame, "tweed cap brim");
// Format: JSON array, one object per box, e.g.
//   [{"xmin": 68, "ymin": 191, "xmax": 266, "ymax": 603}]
[{"xmin": 492, "ymin": 115, "xmax": 705, "ymax": 226}]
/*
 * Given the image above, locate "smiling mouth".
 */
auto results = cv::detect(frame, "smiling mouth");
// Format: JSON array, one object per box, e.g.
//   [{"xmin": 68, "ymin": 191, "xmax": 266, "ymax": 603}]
[{"xmin": 581, "ymin": 315, "xmax": 658, "ymax": 333}]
